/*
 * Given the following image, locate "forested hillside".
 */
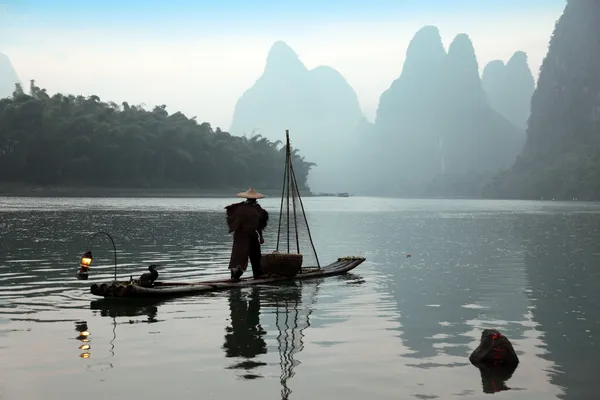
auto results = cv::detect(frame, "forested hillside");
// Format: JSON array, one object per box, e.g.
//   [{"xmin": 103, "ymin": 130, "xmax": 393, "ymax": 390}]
[
  {"xmin": 486, "ymin": 0, "xmax": 600, "ymax": 200},
  {"xmin": 0, "ymin": 81, "xmax": 314, "ymax": 191}
]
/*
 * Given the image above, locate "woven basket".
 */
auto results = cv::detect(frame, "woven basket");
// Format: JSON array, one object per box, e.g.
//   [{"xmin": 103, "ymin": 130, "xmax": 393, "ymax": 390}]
[{"xmin": 261, "ymin": 252, "xmax": 303, "ymax": 277}]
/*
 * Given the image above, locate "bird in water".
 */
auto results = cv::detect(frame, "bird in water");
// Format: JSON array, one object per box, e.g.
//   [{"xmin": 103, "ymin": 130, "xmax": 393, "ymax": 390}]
[{"xmin": 138, "ymin": 265, "xmax": 159, "ymax": 287}]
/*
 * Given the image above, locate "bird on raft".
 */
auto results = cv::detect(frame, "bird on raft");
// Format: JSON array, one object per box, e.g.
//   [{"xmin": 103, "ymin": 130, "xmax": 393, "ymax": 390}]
[{"xmin": 138, "ymin": 265, "xmax": 159, "ymax": 287}]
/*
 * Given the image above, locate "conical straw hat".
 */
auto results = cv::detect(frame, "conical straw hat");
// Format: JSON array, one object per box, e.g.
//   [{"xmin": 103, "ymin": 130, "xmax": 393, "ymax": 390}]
[{"xmin": 236, "ymin": 187, "xmax": 265, "ymax": 199}]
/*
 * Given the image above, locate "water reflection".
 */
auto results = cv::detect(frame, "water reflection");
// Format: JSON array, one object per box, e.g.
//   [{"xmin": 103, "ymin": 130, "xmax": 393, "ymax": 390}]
[
  {"xmin": 223, "ymin": 288, "xmax": 268, "ymax": 373},
  {"xmin": 90, "ymin": 299, "xmax": 161, "ymax": 324},
  {"xmin": 475, "ymin": 363, "xmax": 519, "ymax": 394},
  {"xmin": 518, "ymin": 213, "xmax": 600, "ymax": 400},
  {"xmin": 75, "ymin": 320, "xmax": 91, "ymax": 358},
  {"xmin": 362, "ymin": 212, "xmax": 568, "ymax": 398},
  {"xmin": 3, "ymin": 198, "xmax": 600, "ymax": 399},
  {"xmin": 82, "ymin": 299, "xmax": 164, "ymax": 365},
  {"xmin": 224, "ymin": 281, "xmax": 320, "ymax": 399},
  {"xmin": 269, "ymin": 282, "xmax": 318, "ymax": 400},
  {"xmin": 377, "ymin": 215, "xmax": 531, "ymax": 358}
]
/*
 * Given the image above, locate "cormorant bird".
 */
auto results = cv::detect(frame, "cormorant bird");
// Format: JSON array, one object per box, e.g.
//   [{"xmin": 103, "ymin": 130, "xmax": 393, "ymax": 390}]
[{"xmin": 138, "ymin": 265, "xmax": 159, "ymax": 287}]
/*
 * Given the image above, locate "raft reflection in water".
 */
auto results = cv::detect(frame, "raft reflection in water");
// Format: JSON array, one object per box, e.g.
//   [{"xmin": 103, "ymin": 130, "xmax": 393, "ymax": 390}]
[
  {"xmin": 90, "ymin": 299, "xmax": 160, "ymax": 324},
  {"xmin": 77, "ymin": 298, "xmax": 163, "ymax": 364},
  {"xmin": 223, "ymin": 281, "xmax": 320, "ymax": 399}
]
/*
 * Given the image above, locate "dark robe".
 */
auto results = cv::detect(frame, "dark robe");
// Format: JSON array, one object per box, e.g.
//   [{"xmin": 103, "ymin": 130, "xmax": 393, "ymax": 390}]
[{"xmin": 225, "ymin": 200, "xmax": 269, "ymax": 277}]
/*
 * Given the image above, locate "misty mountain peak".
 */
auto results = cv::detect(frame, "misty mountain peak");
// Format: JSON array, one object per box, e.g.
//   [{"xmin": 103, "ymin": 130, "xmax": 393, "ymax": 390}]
[
  {"xmin": 507, "ymin": 50, "xmax": 528, "ymax": 66},
  {"xmin": 397, "ymin": 24, "xmax": 446, "ymax": 85},
  {"xmin": 264, "ymin": 41, "xmax": 307, "ymax": 75},
  {"xmin": 309, "ymin": 65, "xmax": 363, "ymax": 121},
  {"xmin": 482, "ymin": 60, "xmax": 506, "ymax": 81},
  {"xmin": 230, "ymin": 41, "xmax": 364, "ymax": 193},
  {"xmin": 309, "ymin": 65, "xmax": 355, "ymax": 90},
  {"xmin": 411, "ymin": 25, "xmax": 443, "ymax": 44},
  {"xmin": 481, "ymin": 51, "xmax": 534, "ymax": 129},
  {"xmin": 505, "ymin": 51, "xmax": 534, "ymax": 87},
  {"xmin": 445, "ymin": 33, "xmax": 484, "ymax": 106},
  {"xmin": 505, "ymin": 51, "xmax": 534, "ymax": 84},
  {"xmin": 267, "ymin": 41, "xmax": 298, "ymax": 61},
  {"xmin": 447, "ymin": 33, "xmax": 477, "ymax": 61},
  {"xmin": 309, "ymin": 65, "xmax": 342, "ymax": 79},
  {"xmin": 405, "ymin": 25, "xmax": 446, "ymax": 61}
]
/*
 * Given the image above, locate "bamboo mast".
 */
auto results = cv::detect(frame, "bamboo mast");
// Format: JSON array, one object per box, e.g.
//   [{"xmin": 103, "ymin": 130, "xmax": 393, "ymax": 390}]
[
  {"xmin": 286, "ymin": 131, "xmax": 291, "ymax": 253},
  {"xmin": 290, "ymin": 161, "xmax": 320, "ymax": 268},
  {"xmin": 276, "ymin": 135, "xmax": 289, "ymax": 251},
  {"xmin": 289, "ymin": 131, "xmax": 301, "ymax": 254},
  {"xmin": 274, "ymin": 129, "xmax": 320, "ymax": 269}
]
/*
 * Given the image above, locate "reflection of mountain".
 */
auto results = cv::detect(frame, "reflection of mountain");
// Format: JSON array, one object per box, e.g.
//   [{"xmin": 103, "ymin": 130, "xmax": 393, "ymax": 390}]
[
  {"xmin": 376, "ymin": 215, "xmax": 530, "ymax": 360},
  {"xmin": 223, "ymin": 282, "xmax": 319, "ymax": 398},
  {"xmin": 518, "ymin": 212, "xmax": 600, "ymax": 400}
]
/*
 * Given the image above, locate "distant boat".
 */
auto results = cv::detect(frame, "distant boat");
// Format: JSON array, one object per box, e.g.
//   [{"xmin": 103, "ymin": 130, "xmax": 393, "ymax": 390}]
[{"xmin": 312, "ymin": 192, "xmax": 351, "ymax": 197}]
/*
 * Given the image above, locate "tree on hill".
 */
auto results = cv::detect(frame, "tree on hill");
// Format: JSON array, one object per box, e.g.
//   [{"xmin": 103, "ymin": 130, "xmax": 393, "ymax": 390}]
[{"xmin": 0, "ymin": 81, "xmax": 314, "ymax": 191}]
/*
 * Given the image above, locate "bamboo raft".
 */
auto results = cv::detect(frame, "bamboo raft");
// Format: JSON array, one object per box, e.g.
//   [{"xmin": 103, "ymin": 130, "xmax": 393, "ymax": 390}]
[
  {"xmin": 84, "ymin": 129, "xmax": 366, "ymax": 299},
  {"xmin": 90, "ymin": 257, "xmax": 365, "ymax": 298}
]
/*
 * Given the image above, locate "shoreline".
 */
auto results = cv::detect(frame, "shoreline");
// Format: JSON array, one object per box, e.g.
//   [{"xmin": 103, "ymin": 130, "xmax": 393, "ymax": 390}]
[
  {"xmin": 0, "ymin": 184, "xmax": 593, "ymax": 202},
  {"xmin": 0, "ymin": 184, "xmax": 291, "ymax": 198}
]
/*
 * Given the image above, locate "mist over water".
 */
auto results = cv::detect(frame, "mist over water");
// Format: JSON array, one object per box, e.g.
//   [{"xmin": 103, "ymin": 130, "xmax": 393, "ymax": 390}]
[{"xmin": 1, "ymin": 197, "xmax": 598, "ymax": 399}]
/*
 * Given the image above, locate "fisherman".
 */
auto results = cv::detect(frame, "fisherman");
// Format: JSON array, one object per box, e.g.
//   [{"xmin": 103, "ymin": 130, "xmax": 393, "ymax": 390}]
[{"xmin": 225, "ymin": 187, "xmax": 269, "ymax": 281}]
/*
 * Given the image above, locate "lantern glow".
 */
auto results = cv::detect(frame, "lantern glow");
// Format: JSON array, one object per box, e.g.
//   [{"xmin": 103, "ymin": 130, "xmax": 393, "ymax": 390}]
[
  {"xmin": 76, "ymin": 232, "xmax": 118, "ymax": 281},
  {"xmin": 80, "ymin": 251, "xmax": 93, "ymax": 268}
]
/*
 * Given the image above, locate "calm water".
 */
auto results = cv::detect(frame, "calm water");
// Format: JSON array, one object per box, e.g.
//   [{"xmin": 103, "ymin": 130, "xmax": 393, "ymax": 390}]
[{"xmin": 1, "ymin": 196, "xmax": 599, "ymax": 400}]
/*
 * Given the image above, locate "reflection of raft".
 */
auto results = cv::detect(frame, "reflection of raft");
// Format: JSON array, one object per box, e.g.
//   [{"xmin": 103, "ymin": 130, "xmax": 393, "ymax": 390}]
[{"xmin": 90, "ymin": 257, "xmax": 365, "ymax": 298}]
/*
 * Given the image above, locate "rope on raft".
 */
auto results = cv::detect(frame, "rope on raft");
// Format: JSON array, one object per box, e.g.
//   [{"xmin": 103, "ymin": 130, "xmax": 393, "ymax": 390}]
[{"xmin": 275, "ymin": 130, "xmax": 321, "ymax": 269}]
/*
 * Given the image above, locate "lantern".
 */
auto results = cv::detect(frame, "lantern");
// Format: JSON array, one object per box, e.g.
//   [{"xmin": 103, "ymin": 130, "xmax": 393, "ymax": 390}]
[
  {"xmin": 77, "ymin": 250, "xmax": 93, "ymax": 280},
  {"xmin": 75, "ymin": 232, "xmax": 118, "ymax": 281}
]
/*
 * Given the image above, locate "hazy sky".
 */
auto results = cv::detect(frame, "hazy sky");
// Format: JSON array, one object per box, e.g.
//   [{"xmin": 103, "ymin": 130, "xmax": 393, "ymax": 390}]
[{"xmin": 1, "ymin": 0, "xmax": 566, "ymax": 132}]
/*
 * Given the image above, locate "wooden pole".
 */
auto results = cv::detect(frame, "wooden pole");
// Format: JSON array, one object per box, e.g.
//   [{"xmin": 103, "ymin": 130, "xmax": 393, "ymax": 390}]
[
  {"xmin": 276, "ymin": 133, "xmax": 289, "ymax": 252},
  {"xmin": 291, "ymin": 166, "xmax": 300, "ymax": 254},
  {"xmin": 286, "ymin": 131, "xmax": 291, "ymax": 253},
  {"xmin": 287, "ymin": 131, "xmax": 300, "ymax": 254},
  {"xmin": 290, "ymin": 162, "xmax": 320, "ymax": 268}
]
